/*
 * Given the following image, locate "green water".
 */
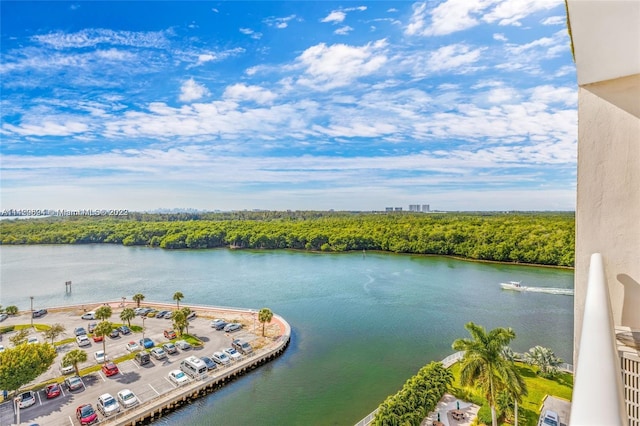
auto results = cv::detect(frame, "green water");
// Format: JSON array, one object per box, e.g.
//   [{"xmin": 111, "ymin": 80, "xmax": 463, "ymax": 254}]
[{"xmin": 0, "ymin": 245, "xmax": 574, "ymax": 425}]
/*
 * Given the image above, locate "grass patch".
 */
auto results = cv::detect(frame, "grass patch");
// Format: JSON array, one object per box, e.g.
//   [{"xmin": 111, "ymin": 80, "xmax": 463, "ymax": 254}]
[{"xmin": 449, "ymin": 362, "xmax": 573, "ymax": 426}]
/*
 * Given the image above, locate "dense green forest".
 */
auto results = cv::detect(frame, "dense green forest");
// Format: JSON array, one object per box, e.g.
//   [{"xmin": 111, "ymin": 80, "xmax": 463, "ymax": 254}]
[{"xmin": 0, "ymin": 211, "xmax": 575, "ymax": 266}]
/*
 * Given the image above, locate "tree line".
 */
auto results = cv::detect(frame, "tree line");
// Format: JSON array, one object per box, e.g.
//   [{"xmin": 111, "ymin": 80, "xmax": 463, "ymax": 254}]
[{"xmin": 0, "ymin": 211, "xmax": 575, "ymax": 266}]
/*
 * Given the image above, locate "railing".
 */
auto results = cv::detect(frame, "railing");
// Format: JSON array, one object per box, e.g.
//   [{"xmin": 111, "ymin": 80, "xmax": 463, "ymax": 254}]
[{"xmin": 570, "ymin": 253, "xmax": 627, "ymax": 425}]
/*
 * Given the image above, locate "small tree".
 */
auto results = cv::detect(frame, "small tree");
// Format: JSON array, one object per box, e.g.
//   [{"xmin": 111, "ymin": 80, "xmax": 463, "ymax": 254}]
[
  {"xmin": 132, "ymin": 293, "xmax": 145, "ymax": 308},
  {"xmin": 94, "ymin": 321, "xmax": 113, "ymax": 358},
  {"xmin": 95, "ymin": 305, "xmax": 112, "ymax": 322},
  {"xmin": 120, "ymin": 308, "xmax": 135, "ymax": 326},
  {"xmin": 63, "ymin": 349, "xmax": 88, "ymax": 376},
  {"xmin": 172, "ymin": 292, "xmax": 184, "ymax": 309},
  {"xmin": 172, "ymin": 310, "xmax": 187, "ymax": 336},
  {"xmin": 43, "ymin": 323, "xmax": 66, "ymax": 344},
  {"xmin": 0, "ymin": 343, "xmax": 57, "ymax": 395},
  {"xmin": 9, "ymin": 329, "xmax": 29, "ymax": 346},
  {"xmin": 5, "ymin": 305, "xmax": 18, "ymax": 315},
  {"xmin": 524, "ymin": 346, "xmax": 563, "ymax": 378},
  {"xmin": 258, "ymin": 308, "xmax": 273, "ymax": 337}
]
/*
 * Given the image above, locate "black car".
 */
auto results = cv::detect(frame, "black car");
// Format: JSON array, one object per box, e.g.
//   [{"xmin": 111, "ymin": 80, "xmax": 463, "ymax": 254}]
[
  {"xmin": 118, "ymin": 325, "xmax": 131, "ymax": 335},
  {"xmin": 200, "ymin": 356, "xmax": 217, "ymax": 370},
  {"xmin": 32, "ymin": 309, "xmax": 48, "ymax": 318},
  {"xmin": 109, "ymin": 329, "xmax": 120, "ymax": 338},
  {"xmin": 74, "ymin": 327, "xmax": 87, "ymax": 336}
]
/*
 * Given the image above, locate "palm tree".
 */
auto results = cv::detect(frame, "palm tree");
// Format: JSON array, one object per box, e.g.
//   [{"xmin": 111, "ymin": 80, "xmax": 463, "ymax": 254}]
[
  {"xmin": 132, "ymin": 293, "xmax": 145, "ymax": 308},
  {"xmin": 172, "ymin": 309, "xmax": 187, "ymax": 336},
  {"xmin": 5, "ymin": 305, "xmax": 18, "ymax": 315},
  {"xmin": 43, "ymin": 323, "xmax": 65, "ymax": 344},
  {"xmin": 524, "ymin": 346, "xmax": 562, "ymax": 378},
  {"xmin": 120, "ymin": 308, "xmax": 135, "ymax": 327},
  {"xmin": 94, "ymin": 321, "xmax": 113, "ymax": 359},
  {"xmin": 95, "ymin": 305, "xmax": 112, "ymax": 322},
  {"xmin": 452, "ymin": 322, "xmax": 519, "ymax": 426},
  {"xmin": 258, "ymin": 308, "xmax": 273, "ymax": 337},
  {"xmin": 172, "ymin": 292, "xmax": 184, "ymax": 309},
  {"xmin": 63, "ymin": 349, "xmax": 88, "ymax": 376}
]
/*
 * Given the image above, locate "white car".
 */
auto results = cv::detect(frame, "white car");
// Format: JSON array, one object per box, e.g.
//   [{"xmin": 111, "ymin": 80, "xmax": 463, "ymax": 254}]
[
  {"xmin": 126, "ymin": 341, "xmax": 141, "ymax": 352},
  {"xmin": 76, "ymin": 334, "xmax": 91, "ymax": 347},
  {"xmin": 150, "ymin": 347, "xmax": 167, "ymax": 360},
  {"xmin": 223, "ymin": 347, "xmax": 242, "ymax": 361},
  {"xmin": 0, "ymin": 344, "xmax": 4, "ymax": 352},
  {"xmin": 175, "ymin": 340, "xmax": 192, "ymax": 350},
  {"xmin": 81, "ymin": 311, "xmax": 96, "ymax": 320},
  {"xmin": 168, "ymin": 369, "xmax": 189, "ymax": 386},
  {"xmin": 18, "ymin": 391, "xmax": 36, "ymax": 408},
  {"xmin": 94, "ymin": 350, "xmax": 107, "ymax": 363},
  {"xmin": 212, "ymin": 351, "xmax": 231, "ymax": 365},
  {"xmin": 117, "ymin": 389, "xmax": 139, "ymax": 408},
  {"xmin": 97, "ymin": 393, "xmax": 120, "ymax": 416}
]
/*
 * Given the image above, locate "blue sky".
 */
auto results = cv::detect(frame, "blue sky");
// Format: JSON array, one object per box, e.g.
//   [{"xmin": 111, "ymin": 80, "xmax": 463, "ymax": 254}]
[{"xmin": 0, "ymin": 1, "xmax": 577, "ymax": 212}]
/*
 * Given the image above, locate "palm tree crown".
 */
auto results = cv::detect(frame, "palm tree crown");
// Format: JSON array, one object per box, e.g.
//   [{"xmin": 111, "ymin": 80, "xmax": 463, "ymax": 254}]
[{"xmin": 172, "ymin": 292, "xmax": 184, "ymax": 309}]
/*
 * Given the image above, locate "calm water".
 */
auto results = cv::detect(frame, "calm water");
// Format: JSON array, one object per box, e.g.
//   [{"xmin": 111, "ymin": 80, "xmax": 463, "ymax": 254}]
[{"xmin": 0, "ymin": 245, "xmax": 574, "ymax": 425}]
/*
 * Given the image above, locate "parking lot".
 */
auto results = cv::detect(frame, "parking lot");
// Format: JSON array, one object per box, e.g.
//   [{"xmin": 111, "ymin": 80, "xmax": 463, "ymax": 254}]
[{"xmin": 0, "ymin": 304, "xmax": 266, "ymax": 426}]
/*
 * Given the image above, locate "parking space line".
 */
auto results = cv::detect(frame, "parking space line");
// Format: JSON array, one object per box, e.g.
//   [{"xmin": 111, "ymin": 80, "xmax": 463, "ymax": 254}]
[
  {"xmin": 164, "ymin": 377, "xmax": 176, "ymax": 387},
  {"xmin": 37, "ymin": 391, "xmax": 43, "ymax": 405},
  {"xmin": 148, "ymin": 383, "xmax": 160, "ymax": 395},
  {"xmin": 99, "ymin": 371, "xmax": 106, "ymax": 382},
  {"xmin": 68, "ymin": 415, "xmax": 74, "ymax": 425}
]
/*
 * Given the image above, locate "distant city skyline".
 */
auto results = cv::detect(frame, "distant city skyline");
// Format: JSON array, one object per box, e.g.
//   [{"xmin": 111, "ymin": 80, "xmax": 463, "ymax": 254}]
[{"xmin": 0, "ymin": 1, "xmax": 576, "ymax": 212}]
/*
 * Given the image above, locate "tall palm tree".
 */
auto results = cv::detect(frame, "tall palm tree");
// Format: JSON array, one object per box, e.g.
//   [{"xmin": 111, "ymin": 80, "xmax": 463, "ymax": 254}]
[
  {"xmin": 452, "ymin": 322, "xmax": 519, "ymax": 426},
  {"xmin": 63, "ymin": 349, "xmax": 88, "ymax": 376},
  {"xmin": 94, "ymin": 321, "xmax": 113, "ymax": 359},
  {"xmin": 258, "ymin": 308, "xmax": 273, "ymax": 336},
  {"xmin": 172, "ymin": 292, "xmax": 184, "ymax": 309},
  {"xmin": 95, "ymin": 305, "xmax": 112, "ymax": 322},
  {"xmin": 132, "ymin": 293, "xmax": 145, "ymax": 308},
  {"xmin": 120, "ymin": 308, "xmax": 135, "ymax": 327},
  {"xmin": 172, "ymin": 309, "xmax": 187, "ymax": 336}
]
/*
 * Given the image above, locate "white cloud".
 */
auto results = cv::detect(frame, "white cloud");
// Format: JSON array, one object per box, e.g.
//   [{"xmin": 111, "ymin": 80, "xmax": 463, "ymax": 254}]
[
  {"xmin": 406, "ymin": 0, "xmax": 483, "ymax": 37},
  {"xmin": 264, "ymin": 15, "xmax": 297, "ymax": 29},
  {"xmin": 3, "ymin": 121, "xmax": 88, "ymax": 137},
  {"xmin": 321, "ymin": 11, "xmax": 346, "ymax": 24},
  {"xmin": 334, "ymin": 26, "xmax": 353, "ymax": 35},
  {"xmin": 32, "ymin": 28, "xmax": 170, "ymax": 49},
  {"xmin": 493, "ymin": 33, "xmax": 507, "ymax": 42},
  {"xmin": 541, "ymin": 15, "xmax": 565, "ymax": 26},
  {"xmin": 483, "ymin": 0, "xmax": 561, "ymax": 26},
  {"xmin": 223, "ymin": 84, "xmax": 276, "ymax": 104},
  {"xmin": 295, "ymin": 40, "xmax": 388, "ymax": 90},
  {"xmin": 179, "ymin": 78, "xmax": 210, "ymax": 102},
  {"xmin": 426, "ymin": 44, "xmax": 483, "ymax": 73},
  {"xmin": 239, "ymin": 28, "xmax": 262, "ymax": 39}
]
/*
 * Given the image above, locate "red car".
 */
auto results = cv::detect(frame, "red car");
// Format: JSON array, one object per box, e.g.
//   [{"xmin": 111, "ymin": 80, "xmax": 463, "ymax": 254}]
[
  {"xmin": 92, "ymin": 334, "xmax": 104, "ymax": 342},
  {"xmin": 76, "ymin": 403, "xmax": 98, "ymax": 425},
  {"xmin": 101, "ymin": 362, "xmax": 119, "ymax": 377},
  {"xmin": 163, "ymin": 329, "xmax": 177, "ymax": 339},
  {"xmin": 45, "ymin": 383, "xmax": 61, "ymax": 399}
]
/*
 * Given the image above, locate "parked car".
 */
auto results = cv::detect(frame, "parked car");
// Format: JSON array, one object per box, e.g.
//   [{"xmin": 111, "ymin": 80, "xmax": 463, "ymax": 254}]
[
  {"xmin": 0, "ymin": 344, "xmax": 4, "ymax": 352},
  {"xmin": 92, "ymin": 333, "xmax": 103, "ymax": 343},
  {"xmin": 168, "ymin": 369, "xmax": 189, "ymax": 386},
  {"xmin": 45, "ymin": 383, "xmax": 61, "ymax": 399},
  {"xmin": 210, "ymin": 319, "xmax": 227, "ymax": 330},
  {"xmin": 200, "ymin": 356, "xmax": 217, "ymax": 370},
  {"xmin": 156, "ymin": 310, "xmax": 170, "ymax": 318},
  {"xmin": 186, "ymin": 311, "xmax": 197, "ymax": 320},
  {"xmin": 0, "ymin": 313, "xmax": 8, "ymax": 322},
  {"xmin": 97, "ymin": 393, "xmax": 120, "ymax": 416},
  {"xmin": 163, "ymin": 329, "xmax": 177, "ymax": 339},
  {"xmin": 109, "ymin": 328, "xmax": 120, "ymax": 338},
  {"xmin": 76, "ymin": 334, "xmax": 91, "ymax": 347},
  {"xmin": 223, "ymin": 347, "xmax": 242, "ymax": 361},
  {"xmin": 139, "ymin": 337, "xmax": 154, "ymax": 349},
  {"xmin": 117, "ymin": 389, "xmax": 139, "ymax": 408},
  {"xmin": 163, "ymin": 342, "xmax": 178, "ymax": 354},
  {"xmin": 65, "ymin": 375, "xmax": 84, "ymax": 392},
  {"xmin": 60, "ymin": 361, "xmax": 75, "ymax": 375},
  {"xmin": 232, "ymin": 339, "xmax": 253, "ymax": 355},
  {"xmin": 18, "ymin": 391, "xmax": 36, "ymax": 408},
  {"xmin": 538, "ymin": 410, "xmax": 560, "ymax": 426},
  {"xmin": 118, "ymin": 325, "xmax": 131, "ymax": 335},
  {"xmin": 94, "ymin": 350, "xmax": 107, "ymax": 363},
  {"xmin": 175, "ymin": 340, "xmax": 192, "ymax": 350},
  {"xmin": 135, "ymin": 351, "xmax": 151, "ymax": 365},
  {"xmin": 81, "ymin": 311, "xmax": 96, "ymax": 320},
  {"xmin": 88, "ymin": 322, "xmax": 97, "ymax": 333},
  {"xmin": 212, "ymin": 351, "xmax": 231, "ymax": 365},
  {"xmin": 150, "ymin": 347, "xmax": 167, "ymax": 360},
  {"xmin": 74, "ymin": 327, "xmax": 87, "ymax": 336},
  {"xmin": 27, "ymin": 336, "xmax": 39, "ymax": 344},
  {"xmin": 102, "ymin": 362, "xmax": 119, "ymax": 377},
  {"xmin": 76, "ymin": 404, "xmax": 98, "ymax": 425},
  {"xmin": 224, "ymin": 323, "xmax": 242, "ymax": 333},
  {"xmin": 32, "ymin": 308, "xmax": 47, "ymax": 318},
  {"xmin": 145, "ymin": 309, "xmax": 158, "ymax": 317},
  {"xmin": 126, "ymin": 341, "xmax": 141, "ymax": 352},
  {"xmin": 164, "ymin": 311, "xmax": 173, "ymax": 319}
]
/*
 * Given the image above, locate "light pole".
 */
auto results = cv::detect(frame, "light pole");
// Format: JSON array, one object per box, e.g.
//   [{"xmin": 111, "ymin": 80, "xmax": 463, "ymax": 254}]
[
  {"xmin": 30, "ymin": 296, "xmax": 34, "ymax": 328},
  {"xmin": 142, "ymin": 317, "xmax": 146, "ymax": 340},
  {"xmin": 121, "ymin": 296, "xmax": 126, "ymax": 308}
]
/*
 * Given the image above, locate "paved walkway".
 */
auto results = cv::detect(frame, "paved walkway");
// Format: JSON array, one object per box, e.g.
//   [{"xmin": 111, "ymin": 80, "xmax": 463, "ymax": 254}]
[{"xmin": 422, "ymin": 393, "xmax": 480, "ymax": 426}]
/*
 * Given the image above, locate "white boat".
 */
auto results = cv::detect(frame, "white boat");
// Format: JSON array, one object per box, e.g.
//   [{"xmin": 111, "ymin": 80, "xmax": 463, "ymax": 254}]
[
  {"xmin": 500, "ymin": 281, "xmax": 574, "ymax": 296},
  {"xmin": 500, "ymin": 281, "xmax": 525, "ymax": 291}
]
